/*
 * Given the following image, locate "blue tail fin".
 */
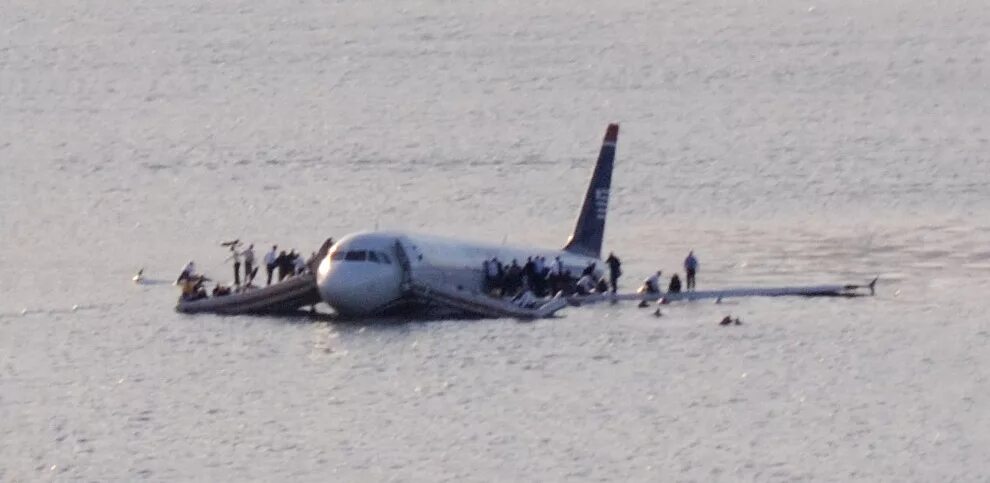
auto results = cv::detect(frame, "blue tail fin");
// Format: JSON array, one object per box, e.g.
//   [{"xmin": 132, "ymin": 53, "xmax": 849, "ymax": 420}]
[{"xmin": 563, "ymin": 123, "xmax": 618, "ymax": 258}]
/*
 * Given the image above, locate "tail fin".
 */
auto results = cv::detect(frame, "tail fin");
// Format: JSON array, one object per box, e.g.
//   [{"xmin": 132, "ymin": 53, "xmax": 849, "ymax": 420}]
[{"xmin": 563, "ymin": 123, "xmax": 618, "ymax": 258}]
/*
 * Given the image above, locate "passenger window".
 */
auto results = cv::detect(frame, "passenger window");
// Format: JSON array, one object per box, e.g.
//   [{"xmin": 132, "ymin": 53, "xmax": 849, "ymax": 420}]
[
  {"xmin": 368, "ymin": 252, "xmax": 380, "ymax": 263},
  {"xmin": 344, "ymin": 250, "xmax": 367, "ymax": 261},
  {"xmin": 380, "ymin": 253, "xmax": 392, "ymax": 264},
  {"xmin": 330, "ymin": 251, "xmax": 345, "ymax": 261}
]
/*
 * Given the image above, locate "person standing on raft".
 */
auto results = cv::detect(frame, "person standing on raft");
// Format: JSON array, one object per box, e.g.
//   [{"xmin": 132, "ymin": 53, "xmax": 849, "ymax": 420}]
[
  {"xmin": 265, "ymin": 245, "xmax": 278, "ymax": 286},
  {"xmin": 228, "ymin": 245, "xmax": 242, "ymax": 286},
  {"xmin": 242, "ymin": 244, "xmax": 256, "ymax": 283}
]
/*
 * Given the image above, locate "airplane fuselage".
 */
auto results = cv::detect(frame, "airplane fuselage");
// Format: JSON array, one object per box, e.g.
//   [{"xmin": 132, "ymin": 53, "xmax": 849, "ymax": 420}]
[
  {"xmin": 316, "ymin": 231, "xmax": 601, "ymax": 317},
  {"xmin": 317, "ymin": 123, "xmax": 619, "ymax": 318}
]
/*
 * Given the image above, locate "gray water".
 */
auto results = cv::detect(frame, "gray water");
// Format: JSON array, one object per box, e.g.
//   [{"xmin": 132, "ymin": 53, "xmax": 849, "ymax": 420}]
[{"xmin": 2, "ymin": 0, "xmax": 990, "ymax": 480}]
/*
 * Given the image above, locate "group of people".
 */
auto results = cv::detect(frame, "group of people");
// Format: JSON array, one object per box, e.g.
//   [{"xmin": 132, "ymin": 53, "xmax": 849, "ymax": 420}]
[
  {"xmin": 260, "ymin": 245, "xmax": 310, "ymax": 286},
  {"xmin": 638, "ymin": 251, "xmax": 700, "ymax": 295},
  {"xmin": 481, "ymin": 251, "xmax": 626, "ymax": 306},
  {"xmin": 226, "ymin": 243, "xmax": 310, "ymax": 288},
  {"xmin": 573, "ymin": 252, "xmax": 625, "ymax": 296},
  {"xmin": 175, "ymin": 240, "xmax": 320, "ymax": 301},
  {"xmin": 482, "ymin": 254, "xmax": 613, "ymax": 300},
  {"xmin": 478, "ymin": 250, "xmax": 700, "ymax": 305},
  {"xmin": 175, "ymin": 261, "xmax": 210, "ymax": 301},
  {"xmin": 176, "ymin": 260, "xmax": 240, "ymax": 301},
  {"xmin": 484, "ymin": 255, "xmax": 561, "ymax": 298}
]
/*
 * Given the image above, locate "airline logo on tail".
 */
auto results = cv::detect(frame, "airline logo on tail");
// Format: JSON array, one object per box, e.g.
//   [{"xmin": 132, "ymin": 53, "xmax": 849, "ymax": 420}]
[{"xmin": 594, "ymin": 188, "xmax": 609, "ymax": 221}]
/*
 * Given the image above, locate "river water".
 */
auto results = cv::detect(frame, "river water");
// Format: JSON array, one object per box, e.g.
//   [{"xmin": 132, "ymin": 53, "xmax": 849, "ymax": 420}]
[{"xmin": 2, "ymin": 0, "xmax": 990, "ymax": 480}]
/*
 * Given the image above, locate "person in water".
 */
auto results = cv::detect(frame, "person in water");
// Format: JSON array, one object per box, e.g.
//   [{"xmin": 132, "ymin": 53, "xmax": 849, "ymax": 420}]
[
  {"xmin": 684, "ymin": 251, "xmax": 699, "ymax": 290},
  {"xmin": 719, "ymin": 316, "xmax": 741, "ymax": 326}
]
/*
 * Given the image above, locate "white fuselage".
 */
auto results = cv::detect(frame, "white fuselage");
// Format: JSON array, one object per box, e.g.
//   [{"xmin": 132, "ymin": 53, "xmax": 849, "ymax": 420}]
[{"xmin": 316, "ymin": 231, "xmax": 601, "ymax": 317}]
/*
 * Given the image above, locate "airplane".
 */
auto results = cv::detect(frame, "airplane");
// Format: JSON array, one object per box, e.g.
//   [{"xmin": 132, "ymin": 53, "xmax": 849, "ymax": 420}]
[
  {"xmin": 314, "ymin": 124, "xmax": 621, "ymax": 317},
  {"xmin": 175, "ymin": 123, "xmax": 876, "ymax": 318}
]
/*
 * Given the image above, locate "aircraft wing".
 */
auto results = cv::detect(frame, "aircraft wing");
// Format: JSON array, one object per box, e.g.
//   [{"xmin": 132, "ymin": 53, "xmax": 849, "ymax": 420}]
[{"xmin": 568, "ymin": 277, "xmax": 879, "ymax": 306}]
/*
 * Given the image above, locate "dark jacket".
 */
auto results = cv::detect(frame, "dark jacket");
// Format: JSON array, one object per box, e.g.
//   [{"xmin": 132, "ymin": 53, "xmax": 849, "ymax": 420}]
[{"xmin": 668, "ymin": 275, "xmax": 682, "ymax": 293}]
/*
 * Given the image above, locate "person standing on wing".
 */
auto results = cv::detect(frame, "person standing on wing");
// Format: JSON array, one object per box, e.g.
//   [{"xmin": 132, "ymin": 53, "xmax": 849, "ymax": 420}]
[
  {"xmin": 684, "ymin": 251, "xmax": 699, "ymax": 290},
  {"xmin": 605, "ymin": 252, "xmax": 622, "ymax": 293}
]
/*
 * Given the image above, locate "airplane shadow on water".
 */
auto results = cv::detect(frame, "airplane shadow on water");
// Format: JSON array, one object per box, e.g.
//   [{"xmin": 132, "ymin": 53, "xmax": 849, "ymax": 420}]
[
  {"xmin": 229, "ymin": 308, "xmax": 468, "ymax": 332},
  {"xmin": 268, "ymin": 307, "xmax": 554, "ymax": 335}
]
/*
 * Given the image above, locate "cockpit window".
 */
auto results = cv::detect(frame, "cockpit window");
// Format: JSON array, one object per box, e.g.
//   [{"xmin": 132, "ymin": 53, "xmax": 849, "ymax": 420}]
[
  {"xmin": 344, "ymin": 250, "xmax": 367, "ymax": 261},
  {"xmin": 331, "ymin": 249, "xmax": 392, "ymax": 263}
]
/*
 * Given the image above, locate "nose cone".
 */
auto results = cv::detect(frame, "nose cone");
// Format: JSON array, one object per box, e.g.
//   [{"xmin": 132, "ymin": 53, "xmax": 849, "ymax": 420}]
[{"xmin": 316, "ymin": 256, "xmax": 401, "ymax": 317}]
